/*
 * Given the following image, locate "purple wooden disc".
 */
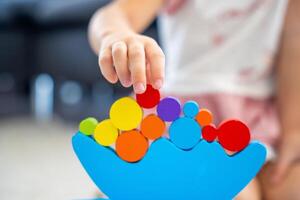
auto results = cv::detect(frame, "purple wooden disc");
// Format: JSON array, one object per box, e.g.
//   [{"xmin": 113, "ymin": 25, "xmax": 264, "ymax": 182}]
[{"xmin": 157, "ymin": 97, "xmax": 181, "ymax": 122}]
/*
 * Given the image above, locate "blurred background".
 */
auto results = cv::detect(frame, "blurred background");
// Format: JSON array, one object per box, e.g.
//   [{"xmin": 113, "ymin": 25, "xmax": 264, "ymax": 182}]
[{"xmin": 0, "ymin": 0, "xmax": 158, "ymax": 199}]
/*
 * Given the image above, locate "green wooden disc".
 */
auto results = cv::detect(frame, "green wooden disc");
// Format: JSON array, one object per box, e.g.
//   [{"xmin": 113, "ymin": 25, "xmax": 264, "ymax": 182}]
[{"xmin": 79, "ymin": 117, "xmax": 98, "ymax": 135}]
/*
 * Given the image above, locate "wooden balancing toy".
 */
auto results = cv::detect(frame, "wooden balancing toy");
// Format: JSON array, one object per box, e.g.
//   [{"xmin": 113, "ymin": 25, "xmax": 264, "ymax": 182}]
[{"xmin": 72, "ymin": 84, "xmax": 267, "ymax": 200}]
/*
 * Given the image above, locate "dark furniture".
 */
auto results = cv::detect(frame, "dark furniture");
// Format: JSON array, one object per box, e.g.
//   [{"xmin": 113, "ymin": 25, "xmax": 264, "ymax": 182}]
[{"xmin": 0, "ymin": 0, "xmax": 158, "ymax": 121}]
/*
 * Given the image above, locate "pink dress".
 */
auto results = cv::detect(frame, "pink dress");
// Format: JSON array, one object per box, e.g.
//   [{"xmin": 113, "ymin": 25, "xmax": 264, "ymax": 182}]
[{"xmin": 158, "ymin": 0, "xmax": 289, "ymax": 159}]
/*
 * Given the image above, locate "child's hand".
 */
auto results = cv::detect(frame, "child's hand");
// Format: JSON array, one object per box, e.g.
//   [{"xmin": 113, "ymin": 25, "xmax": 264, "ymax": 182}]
[
  {"xmin": 272, "ymin": 131, "xmax": 300, "ymax": 184},
  {"xmin": 98, "ymin": 31, "xmax": 165, "ymax": 94}
]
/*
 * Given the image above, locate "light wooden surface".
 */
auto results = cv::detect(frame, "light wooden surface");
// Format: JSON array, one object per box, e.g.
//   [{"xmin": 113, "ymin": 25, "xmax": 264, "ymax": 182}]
[{"xmin": 0, "ymin": 117, "xmax": 101, "ymax": 200}]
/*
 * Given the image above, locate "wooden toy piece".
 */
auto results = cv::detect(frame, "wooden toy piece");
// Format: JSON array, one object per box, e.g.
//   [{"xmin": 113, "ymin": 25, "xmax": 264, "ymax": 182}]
[
  {"xmin": 202, "ymin": 124, "xmax": 218, "ymax": 142},
  {"xmin": 116, "ymin": 130, "xmax": 148, "ymax": 162},
  {"xmin": 94, "ymin": 119, "xmax": 119, "ymax": 146},
  {"xmin": 136, "ymin": 84, "xmax": 160, "ymax": 108},
  {"xmin": 79, "ymin": 117, "xmax": 98, "ymax": 135},
  {"xmin": 141, "ymin": 114, "xmax": 166, "ymax": 140},
  {"xmin": 169, "ymin": 116, "xmax": 201, "ymax": 150},
  {"xmin": 72, "ymin": 133, "xmax": 267, "ymax": 200},
  {"xmin": 183, "ymin": 101, "xmax": 199, "ymax": 118},
  {"xmin": 109, "ymin": 97, "xmax": 143, "ymax": 131},
  {"xmin": 218, "ymin": 119, "xmax": 251, "ymax": 152},
  {"xmin": 195, "ymin": 108, "xmax": 213, "ymax": 126},
  {"xmin": 157, "ymin": 97, "xmax": 181, "ymax": 122}
]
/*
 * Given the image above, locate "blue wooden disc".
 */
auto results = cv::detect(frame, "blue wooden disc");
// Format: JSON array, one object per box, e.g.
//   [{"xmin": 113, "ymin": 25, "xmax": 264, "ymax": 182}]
[
  {"xmin": 169, "ymin": 117, "xmax": 201, "ymax": 150},
  {"xmin": 183, "ymin": 101, "xmax": 199, "ymax": 118}
]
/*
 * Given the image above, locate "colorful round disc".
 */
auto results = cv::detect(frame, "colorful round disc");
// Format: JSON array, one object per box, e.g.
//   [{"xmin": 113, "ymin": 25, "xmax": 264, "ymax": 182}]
[
  {"xmin": 141, "ymin": 114, "xmax": 166, "ymax": 140},
  {"xmin": 157, "ymin": 97, "xmax": 181, "ymax": 122},
  {"xmin": 218, "ymin": 120, "xmax": 250, "ymax": 152},
  {"xmin": 169, "ymin": 117, "xmax": 201, "ymax": 150},
  {"xmin": 202, "ymin": 125, "xmax": 218, "ymax": 142},
  {"xmin": 110, "ymin": 97, "xmax": 143, "ymax": 131},
  {"xmin": 183, "ymin": 101, "xmax": 199, "ymax": 118},
  {"xmin": 196, "ymin": 109, "xmax": 213, "ymax": 126},
  {"xmin": 79, "ymin": 117, "xmax": 98, "ymax": 136},
  {"xmin": 136, "ymin": 84, "xmax": 160, "ymax": 109},
  {"xmin": 94, "ymin": 119, "xmax": 119, "ymax": 146},
  {"xmin": 116, "ymin": 130, "xmax": 149, "ymax": 162}
]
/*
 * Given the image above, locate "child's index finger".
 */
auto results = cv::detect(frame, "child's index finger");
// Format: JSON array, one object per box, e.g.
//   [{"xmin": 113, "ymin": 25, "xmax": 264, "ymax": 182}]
[
  {"xmin": 144, "ymin": 41, "xmax": 165, "ymax": 89},
  {"xmin": 128, "ymin": 42, "xmax": 146, "ymax": 94}
]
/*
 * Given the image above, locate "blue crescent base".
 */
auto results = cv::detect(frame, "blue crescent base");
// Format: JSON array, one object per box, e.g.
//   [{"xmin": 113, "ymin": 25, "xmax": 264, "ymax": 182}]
[{"xmin": 72, "ymin": 132, "xmax": 266, "ymax": 200}]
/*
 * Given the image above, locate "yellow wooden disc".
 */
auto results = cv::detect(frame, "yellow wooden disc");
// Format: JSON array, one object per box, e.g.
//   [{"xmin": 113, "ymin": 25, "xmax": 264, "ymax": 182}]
[
  {"xmin": 94, "ymin": 119, "xmax": 119, "ymax": 146},
  {"xmin": 110, "ymin": 97, "xmax": 143, "ymax": 131}
]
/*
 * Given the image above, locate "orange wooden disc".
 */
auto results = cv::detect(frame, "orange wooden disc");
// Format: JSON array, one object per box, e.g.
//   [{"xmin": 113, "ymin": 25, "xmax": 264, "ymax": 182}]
[
  {"xmin": 141, "ymin": 114, "xmax": 166, "ymax": 140},
  {"xmin": 195, "ymin": 109, "xmax": 213, "ymax": 126},
  {"xmin": 116, "ymin": 130, "xmax": 149, "ymax": 162}
]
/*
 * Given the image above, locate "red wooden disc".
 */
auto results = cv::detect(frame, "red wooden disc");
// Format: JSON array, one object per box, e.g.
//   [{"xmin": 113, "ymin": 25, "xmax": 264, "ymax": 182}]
[
  {"xmin": 218, "ymin": 120, "xmax": 250, "ymax": 152},
  {"xmin": 136, "ymin": 84, "xmax": 160, "ymax": 108},
  {"xmin": 202, "ymin": 125, "xmax": 218, "ymax": 142}
]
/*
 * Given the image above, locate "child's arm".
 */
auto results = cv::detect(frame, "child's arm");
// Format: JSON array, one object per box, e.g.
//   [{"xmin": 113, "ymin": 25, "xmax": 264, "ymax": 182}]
[
  {"xmin": 273, "ymin": 0, "xmax": 300, "ymax": 183},
  {"xmin": 88, "ymin": 0, "xmax": 165, "ymax": 94}
]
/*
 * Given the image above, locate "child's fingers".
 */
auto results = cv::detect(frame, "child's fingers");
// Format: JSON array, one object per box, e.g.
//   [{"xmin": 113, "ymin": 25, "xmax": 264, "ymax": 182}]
[
  {"xmin": 145, "ymin": 40, "xmax": 165, "ymax": 89},
  {"xmin": 146, "ymin": 62, "xmax": 152, "ymax": 83},
  {"xmin": 99, "ymin": 47, "xmax": 118, "ymax": 83},
  {"xmin": 128, "ymin": 41, "xmax": 146, "ymax": 94},
  {"xmin": 112, "ymin": 41, "xmax": 131, "ymax": 87}
]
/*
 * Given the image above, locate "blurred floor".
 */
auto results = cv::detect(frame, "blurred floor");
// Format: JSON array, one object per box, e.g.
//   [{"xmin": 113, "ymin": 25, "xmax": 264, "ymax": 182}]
[{"xmin": 0, "ymin": 117, "xmax": 100, "ymax": 200}]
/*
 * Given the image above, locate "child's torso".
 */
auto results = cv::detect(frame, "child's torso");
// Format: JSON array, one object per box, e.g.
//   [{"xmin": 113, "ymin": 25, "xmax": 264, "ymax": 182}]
[{"xmin": 159, "ymin": 0, "xmax": 288, "ymax": 98}]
